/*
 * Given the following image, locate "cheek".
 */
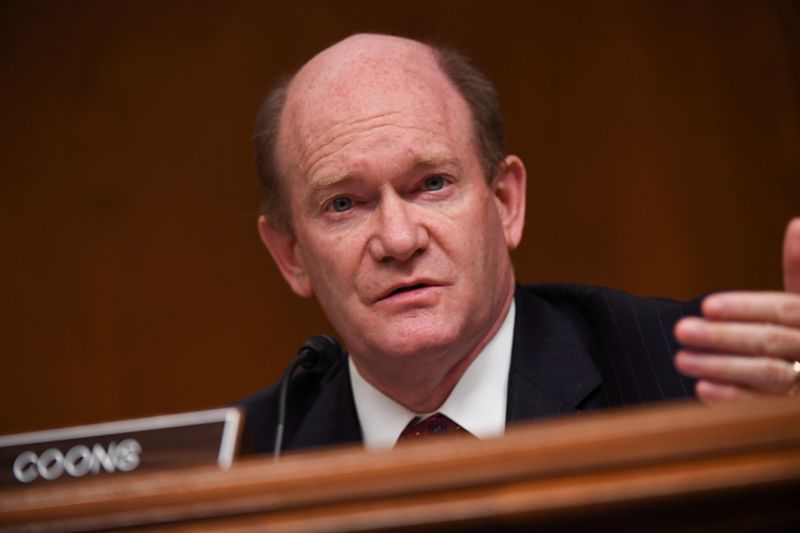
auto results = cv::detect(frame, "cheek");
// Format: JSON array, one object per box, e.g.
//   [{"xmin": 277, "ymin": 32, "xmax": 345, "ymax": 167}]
[
  {"xmin": 461, "ymin": 197, "xmax": 509, "ymax": 282},
  {"xmin": 301, "ymin": 231, "xmax": 362, "ymax": 297},
  {"xmin": 443, "ymin": 192, "xmax": 500, "ymax": 256}
]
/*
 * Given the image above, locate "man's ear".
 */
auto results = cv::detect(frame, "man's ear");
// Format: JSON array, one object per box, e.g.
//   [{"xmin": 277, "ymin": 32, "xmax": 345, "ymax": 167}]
[
  {"xmin": 257, "ymin": 215, "xmax": 314, "ymax": 298},
  {"xmin": 491, "ymin": 155, "xmax": 527, "ymax": 250}
]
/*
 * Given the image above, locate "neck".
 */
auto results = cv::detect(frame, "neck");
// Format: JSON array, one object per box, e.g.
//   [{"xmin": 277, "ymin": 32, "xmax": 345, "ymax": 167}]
[{"xmin": 353, "ymin": 279, "xmax": 516, "ymax": 413}]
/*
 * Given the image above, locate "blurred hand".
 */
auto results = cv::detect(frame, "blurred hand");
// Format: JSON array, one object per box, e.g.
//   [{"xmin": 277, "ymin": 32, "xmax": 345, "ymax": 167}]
[{"xmin": 674, "ymin": 218, "xmax": 800, "ymax": 403}]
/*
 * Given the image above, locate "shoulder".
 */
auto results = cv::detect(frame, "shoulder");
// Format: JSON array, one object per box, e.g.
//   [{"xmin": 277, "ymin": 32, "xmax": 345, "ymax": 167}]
[
  {"xmin": 517, "ymin": 282, "xmax": 703, "ymax": 322},
  {"xmin": 515, "ymin": 282, "xmax": 704, "ymax": 352},
  {"xmin": 514, "ymin": 282, "xmax": 704, "ymax": 404}
]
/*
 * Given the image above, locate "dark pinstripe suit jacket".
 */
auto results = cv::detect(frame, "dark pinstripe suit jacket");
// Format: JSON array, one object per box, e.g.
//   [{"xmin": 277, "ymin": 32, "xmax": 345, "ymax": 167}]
[{"xmin": 239, "ymin": 284, "xmax": 702, "ymax": 455}]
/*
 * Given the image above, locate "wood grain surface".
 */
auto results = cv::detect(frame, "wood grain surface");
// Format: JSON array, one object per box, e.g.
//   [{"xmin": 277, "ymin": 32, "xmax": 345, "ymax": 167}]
[
  {"xmin": 1, "ymin": 0, "xmax": 798, "ymax": 435},
  {"xmin": 2, "ymin": 398, "xmax": 799, "ymax": 531}
]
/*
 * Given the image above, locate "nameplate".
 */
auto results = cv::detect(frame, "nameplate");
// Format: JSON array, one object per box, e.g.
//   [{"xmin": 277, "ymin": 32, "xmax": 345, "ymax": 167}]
[{"xmin": 0, "ymin": 407, "xmax": 241, "ymax": 487}]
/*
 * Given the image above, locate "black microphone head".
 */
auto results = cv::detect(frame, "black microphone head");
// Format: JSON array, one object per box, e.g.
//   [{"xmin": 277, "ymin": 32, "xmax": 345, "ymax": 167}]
[{"xmin": 298, "ymin": 335, "xmax": 343, "ymax": 373}]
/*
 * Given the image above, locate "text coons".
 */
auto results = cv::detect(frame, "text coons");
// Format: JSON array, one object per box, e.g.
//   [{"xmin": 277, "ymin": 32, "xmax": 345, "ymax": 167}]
[{"xmin": 12, "ymin": 439, "xmax": 142, "ymax": 483}]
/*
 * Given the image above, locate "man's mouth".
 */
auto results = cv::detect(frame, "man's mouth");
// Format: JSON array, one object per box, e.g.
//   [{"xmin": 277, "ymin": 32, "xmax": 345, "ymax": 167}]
[
  {"xmin": 387, "ymin": 283, "xmax": 428, "ymax": 297},
  {"xmin": 377, "ymin": 281, "xmax": 437, "ymax": 302}
]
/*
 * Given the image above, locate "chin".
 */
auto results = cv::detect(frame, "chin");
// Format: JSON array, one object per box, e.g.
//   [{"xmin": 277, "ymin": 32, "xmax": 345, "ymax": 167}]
[{"xmin": 375, "ymin": 320, "xmax": 465, "ymax": 361}]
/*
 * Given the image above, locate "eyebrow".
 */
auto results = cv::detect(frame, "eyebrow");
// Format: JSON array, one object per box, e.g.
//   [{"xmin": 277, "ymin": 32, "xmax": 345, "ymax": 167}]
[
  {"xmin": 308, "ymin": 154, "xmax": 462, "ymax": 196},
  {"xmin": 412, "ymin": 155, "xmax": 461, "ymax": 170},
  {"xmin": 308, "ymin": 173, "xmax": 358, "ymax": 196}
]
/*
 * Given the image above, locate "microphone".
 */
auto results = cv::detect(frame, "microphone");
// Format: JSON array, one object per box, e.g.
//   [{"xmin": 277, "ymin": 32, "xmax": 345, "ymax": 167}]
[
  {"xmin": 274, "ymin": 335, "xmax": 343, "ymax": 460},
  {"xmin": 297, "ymin": 335, "xmax": 341, "ymax": 374}
]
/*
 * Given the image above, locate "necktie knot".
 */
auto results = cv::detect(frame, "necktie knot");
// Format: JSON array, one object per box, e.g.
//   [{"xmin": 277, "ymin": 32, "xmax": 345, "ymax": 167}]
[{"xmin": 396, "ymin": 413, "xmax": 473, "ymax": 445}]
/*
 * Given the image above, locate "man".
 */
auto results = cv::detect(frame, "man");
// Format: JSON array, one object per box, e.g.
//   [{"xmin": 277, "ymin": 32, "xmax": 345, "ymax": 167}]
[{"xmin": 241, "ymin": 33, "xmax": 800, "ymax": 454}]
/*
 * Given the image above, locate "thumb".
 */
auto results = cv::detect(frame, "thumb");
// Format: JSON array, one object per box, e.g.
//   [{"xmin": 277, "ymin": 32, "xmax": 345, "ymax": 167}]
[{"xmin": 783, "ymin": 217, "xmax": 800, "ymax": 294}]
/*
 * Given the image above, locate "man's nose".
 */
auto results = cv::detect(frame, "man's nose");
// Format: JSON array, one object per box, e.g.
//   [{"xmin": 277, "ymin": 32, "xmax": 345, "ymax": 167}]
[{"xmin": 367, "ymin": 194, "xmax": 429, "ymax": 262}]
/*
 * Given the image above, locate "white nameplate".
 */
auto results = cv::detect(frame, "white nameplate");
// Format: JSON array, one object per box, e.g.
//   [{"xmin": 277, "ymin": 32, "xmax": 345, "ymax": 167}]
[{"xmin": 0, "ymin": 407, "xmax": 241, "ymax": 486}]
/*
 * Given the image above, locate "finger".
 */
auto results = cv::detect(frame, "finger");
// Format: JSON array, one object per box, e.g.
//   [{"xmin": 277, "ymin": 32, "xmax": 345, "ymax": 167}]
[
  {"xmin": 675, "ymin": 350, "xmax": 798, "ymax": 394},
  {"xmin": 675, "ymin": 317, "xmax": 800, "ymax": 358},
  {"xmin": 694, "ymin": 380, "xmax": 762, "ymax": 405},
  {"xmin": 702, "ymin": 292, "xmax": 800, "ymax": 328},
  {"xmin": 784, "ymin": 217, "xmax": 800, "ymax": 294}
]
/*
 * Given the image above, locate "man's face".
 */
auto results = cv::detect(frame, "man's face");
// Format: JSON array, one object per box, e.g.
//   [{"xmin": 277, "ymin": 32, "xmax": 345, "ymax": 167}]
[{"xmin": 262, "ymin": 37, "xmax": 524, "ymax": 377}]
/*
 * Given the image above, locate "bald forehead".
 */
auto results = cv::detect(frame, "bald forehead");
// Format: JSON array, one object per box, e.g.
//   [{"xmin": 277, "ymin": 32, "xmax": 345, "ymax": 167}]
[
  {"xmin": 277, "ymin": 34, "xmax": 470, "ymax": 180},
  {"xmin": 289, "ymin": 34, "xmax": 443, "ymax": 110}
]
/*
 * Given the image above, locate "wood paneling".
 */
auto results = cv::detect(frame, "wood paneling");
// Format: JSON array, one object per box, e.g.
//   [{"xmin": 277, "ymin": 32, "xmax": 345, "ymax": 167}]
[{"xmin": 0, "ymin": 1, "xmax": 798, "ymax": 433}]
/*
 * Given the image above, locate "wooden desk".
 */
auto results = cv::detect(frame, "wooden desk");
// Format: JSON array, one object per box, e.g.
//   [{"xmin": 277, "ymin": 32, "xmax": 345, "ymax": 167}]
[{"xmin": 3, "ymin": 399, "xmax": 800, "ymax": 531}]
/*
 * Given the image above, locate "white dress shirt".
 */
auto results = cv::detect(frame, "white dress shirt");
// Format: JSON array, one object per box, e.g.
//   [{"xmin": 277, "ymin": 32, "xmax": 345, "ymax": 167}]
[{"xmin": 349, "ymin": 301, "xmax": 516, "ymax": 450}]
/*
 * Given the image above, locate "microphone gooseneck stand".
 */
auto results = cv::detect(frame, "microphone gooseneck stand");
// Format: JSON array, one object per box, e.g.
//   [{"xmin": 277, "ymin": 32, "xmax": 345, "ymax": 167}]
[{"xmin": 274, "ymin": 335, "xmax": 343, "ymax": 460}]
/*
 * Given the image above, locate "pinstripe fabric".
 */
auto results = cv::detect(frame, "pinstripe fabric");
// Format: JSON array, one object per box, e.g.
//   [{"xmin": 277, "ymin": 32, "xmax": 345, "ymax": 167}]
[
  {"xmin": 506, "ymin": 285, "xmax": 699, "ymax": 424},
  {"xmin": 239, "ymin": 284, "xmax": 702, "ymax": 455}
]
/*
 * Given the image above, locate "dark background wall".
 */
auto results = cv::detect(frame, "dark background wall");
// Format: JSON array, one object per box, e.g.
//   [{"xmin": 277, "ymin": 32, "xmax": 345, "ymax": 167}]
[{"xmin": 1, "ymin": 0, "xmax": 798, "ymax": 435}]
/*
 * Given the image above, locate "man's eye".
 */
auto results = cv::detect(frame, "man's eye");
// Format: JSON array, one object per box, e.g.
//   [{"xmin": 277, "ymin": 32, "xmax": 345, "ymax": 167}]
[
  {"xmin": 423, "ymin": 176, "xmax": 445, "ymax": 191},
  {"xmin": 330, "ymin": 197, "xmax": 353, "ymax": 212}
]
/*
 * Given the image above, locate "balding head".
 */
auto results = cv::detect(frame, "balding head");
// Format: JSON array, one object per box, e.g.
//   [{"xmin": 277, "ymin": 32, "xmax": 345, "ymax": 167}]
[
  {"xmin": 278, "ymin": 35, "xmax": 460, "ymax": 201},
  {"xmin": 254, "ymin": 34, "xmax": 526, "ymax": 407},
  {"xmin": 254, "ymin": 34, "xmax": 505, "ymax": 232}
]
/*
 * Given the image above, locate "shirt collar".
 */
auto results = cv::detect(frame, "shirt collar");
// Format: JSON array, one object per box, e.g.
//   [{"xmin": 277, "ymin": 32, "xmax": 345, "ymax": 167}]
[{"xmin": 349, "ymin": 300, "xmax": 515, "ymax": 450}]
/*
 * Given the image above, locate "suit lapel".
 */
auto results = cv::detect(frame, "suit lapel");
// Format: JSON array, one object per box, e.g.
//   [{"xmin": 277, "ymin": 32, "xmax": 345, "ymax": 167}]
[{"xmin": 507, "ymin": 285, "xmax": 602, "ymax": 423}]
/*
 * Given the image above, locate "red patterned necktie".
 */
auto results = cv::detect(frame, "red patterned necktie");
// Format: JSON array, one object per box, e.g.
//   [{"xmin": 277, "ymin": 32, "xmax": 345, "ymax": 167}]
[{"xmin": 396, "ymin": 413, "xmax": 473, "ymax": 445}]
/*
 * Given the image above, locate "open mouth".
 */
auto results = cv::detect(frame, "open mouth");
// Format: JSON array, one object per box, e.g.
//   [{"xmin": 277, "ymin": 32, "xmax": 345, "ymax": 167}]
[
  {"xmin": 387, "ymin": 283, "xmax": 429, "ymax": 298},
  {"xmin": 377, "ymin": 282, "xmax": 438, "ymax": 303}
]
